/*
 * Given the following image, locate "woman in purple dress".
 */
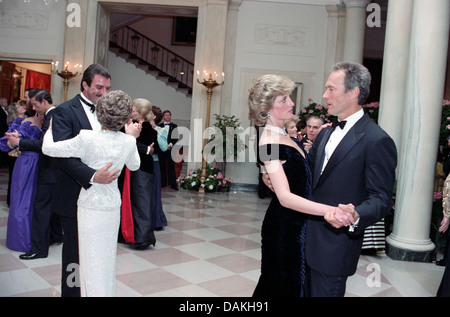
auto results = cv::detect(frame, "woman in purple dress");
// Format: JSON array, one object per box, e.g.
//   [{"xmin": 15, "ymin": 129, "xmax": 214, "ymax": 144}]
[{"xmin": 0, "ymin": 112, "xmax": 41, "ymax": 252}]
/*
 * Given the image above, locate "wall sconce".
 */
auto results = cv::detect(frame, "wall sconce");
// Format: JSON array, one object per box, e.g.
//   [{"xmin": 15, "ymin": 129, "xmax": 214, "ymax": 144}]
[
  {"xmin": 196, "ymin": 70, "xmax": 225, "ymax": 193},
  {"xmin": 52, "ymin": 61, "xmax": 82, "ymax": 102}
]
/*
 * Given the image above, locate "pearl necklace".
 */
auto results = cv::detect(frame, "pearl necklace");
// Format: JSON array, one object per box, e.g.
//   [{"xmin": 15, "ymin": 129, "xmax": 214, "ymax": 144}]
[{"xmin": 265, "ymin": 124, "xmax": 288, "ymax": 136}]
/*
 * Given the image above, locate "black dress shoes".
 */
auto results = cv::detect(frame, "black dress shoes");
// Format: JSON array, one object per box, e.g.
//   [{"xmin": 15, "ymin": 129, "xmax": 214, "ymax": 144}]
[{"xmin": 19, "ymin": 252, "xmax": 48, "ymax": 260}]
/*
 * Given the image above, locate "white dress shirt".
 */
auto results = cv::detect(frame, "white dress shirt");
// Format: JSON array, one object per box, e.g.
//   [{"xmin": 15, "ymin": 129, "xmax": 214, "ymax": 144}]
[
  {"xmin": 321, "ymin": 108, "xmax": 364, "ymax": 174},
  {"xmin": 79, "ymin": 92, "xmax": 101, "ymax": 131}
]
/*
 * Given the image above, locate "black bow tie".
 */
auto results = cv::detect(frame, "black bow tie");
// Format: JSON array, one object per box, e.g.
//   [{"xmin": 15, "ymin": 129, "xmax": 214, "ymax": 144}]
[
  {"xmin": 79, "ymin": 95, "xmax": 95, "ymax": 113},
  {"xmin": 332, "ymin": 120, "xmax": 347, "ymax": 129},
  {"xmin": 164, "ymin": 123, "xmax": 170, "ymax": 125}
]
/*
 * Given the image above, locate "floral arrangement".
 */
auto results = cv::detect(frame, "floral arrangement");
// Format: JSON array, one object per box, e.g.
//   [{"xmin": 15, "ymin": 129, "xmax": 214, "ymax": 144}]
[
  {"xmin": 362, "ymin": 101, "xmax": 380, "ymax": 123},
  {"xmin": 298, "ymin": 98, "xmax": 335, "ymax": 123},
  {"xmin": 177, "ymin": 164, "xmax": 233, "ymax": 193},
  {"xmin": 298, "ymin": 98, "xmax": 380, "ymax": 123},
  {"xmin": 207, "ymin": 114, "xmax": 247, "ymax": 162}
]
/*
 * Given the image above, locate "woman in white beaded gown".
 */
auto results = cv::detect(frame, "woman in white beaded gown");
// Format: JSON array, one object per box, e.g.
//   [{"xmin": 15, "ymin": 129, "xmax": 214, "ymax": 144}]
[{"xmin": 42, "ymin": 90, "xmax": 141, "ymax": 297}]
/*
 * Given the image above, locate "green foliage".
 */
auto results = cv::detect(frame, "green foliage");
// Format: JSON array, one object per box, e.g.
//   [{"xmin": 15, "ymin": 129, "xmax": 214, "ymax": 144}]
[{"xmin": 207, "ymin": 114, "xmax": 247, "ymax": 162}]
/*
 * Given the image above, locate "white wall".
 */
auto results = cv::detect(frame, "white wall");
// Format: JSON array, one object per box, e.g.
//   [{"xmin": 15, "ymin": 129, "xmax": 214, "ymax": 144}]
[
  {"xmin": 225, "ymin": 0, "xmax": 330, "ymax": 185},
  {"xmin": 107, "ymin": 50, "xmax": 192, "ymax": 127},
  {"xmin": 0, "ymin": 0, "xmax": 67, "ymax": 103}
]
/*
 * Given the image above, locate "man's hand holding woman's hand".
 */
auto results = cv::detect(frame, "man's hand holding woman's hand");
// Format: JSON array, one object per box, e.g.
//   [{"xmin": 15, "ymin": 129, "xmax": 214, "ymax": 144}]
[{"xmin": 325, "ymin": 203, "xmax": 359, "ymax": 229}]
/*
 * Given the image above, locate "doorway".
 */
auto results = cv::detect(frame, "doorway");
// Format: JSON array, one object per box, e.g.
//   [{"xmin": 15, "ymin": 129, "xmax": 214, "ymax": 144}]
[{"xmin": 0, "ymin": 60, "xmax": 52, "ymax": 104}]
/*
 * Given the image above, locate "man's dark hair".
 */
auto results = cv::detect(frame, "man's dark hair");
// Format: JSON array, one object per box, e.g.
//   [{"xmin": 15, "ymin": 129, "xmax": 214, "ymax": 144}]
[
  {"xmin": 80, "ymin": 64, "xmax": 111, "ymax": 92},
  {"xmin": 33, "ymin": 89, "xmax": 53, "ymax": 105}
]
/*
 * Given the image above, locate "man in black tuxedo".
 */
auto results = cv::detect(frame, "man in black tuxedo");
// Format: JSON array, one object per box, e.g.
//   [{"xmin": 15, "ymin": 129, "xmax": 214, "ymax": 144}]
[
  {"xmin": 6, "ymin": 90, "xmax": 63, "ymax": 260},
  {"xmin": 305, "ymin": 62, "xmax": 397, "ymax": 296},
  {"xmin": 158, "ymin": 110, "xmax": 178, "ymax": 190},
  {"xmin": 50, "ymin": 64, "xmax": 119, "ymax": 297}
]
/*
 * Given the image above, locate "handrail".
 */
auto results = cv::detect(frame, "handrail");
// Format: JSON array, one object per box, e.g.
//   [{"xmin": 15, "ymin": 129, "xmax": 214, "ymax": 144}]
[{"xmin": 110, "ymin": 25, "xmax": 194, "ymax": 90}]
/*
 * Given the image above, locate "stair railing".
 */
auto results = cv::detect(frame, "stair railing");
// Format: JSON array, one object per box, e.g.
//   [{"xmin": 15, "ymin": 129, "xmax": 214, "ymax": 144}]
[{"xmin": 110, "ymin": 26, "xmax": 194, "ymax": 91}]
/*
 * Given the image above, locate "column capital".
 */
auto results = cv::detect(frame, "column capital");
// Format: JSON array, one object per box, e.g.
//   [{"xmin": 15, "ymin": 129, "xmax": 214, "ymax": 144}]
[
  {"xmin": 343, "ymin": 0, "xmax": 370, "ymax": 8},
  {"xmin": 326, "ymin": 4, "xmax": 346, "ymax": 17},
  {"xmin": 228, "ymin": 0, "xmax": 242, "ymax": 11}
]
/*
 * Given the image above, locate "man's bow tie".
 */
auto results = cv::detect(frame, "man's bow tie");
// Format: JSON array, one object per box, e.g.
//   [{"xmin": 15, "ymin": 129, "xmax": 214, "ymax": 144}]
[
  {"xmin": 79, "ymin": 95, "xmax": 95, "ymax": 113},
  {"xmin": 332, "ymin": 120, "xmax": 347, "ymax": 129},
  {"xmin": 164, "ymin": 122, "xmax": 170, "ymax": 125}
]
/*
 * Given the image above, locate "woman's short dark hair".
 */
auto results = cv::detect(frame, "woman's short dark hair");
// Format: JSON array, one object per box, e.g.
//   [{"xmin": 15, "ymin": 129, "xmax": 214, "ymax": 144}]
[
  {"xmin": 96, "ymin": 90, "xmax": 132, "ymax": 132},
  {"xmin": 152, "ymin": 106, "xmax": 163, "ymax": 125},
  {"xmin": 80, "ymin": 64, "xmax": 111, "ymax": 92}
]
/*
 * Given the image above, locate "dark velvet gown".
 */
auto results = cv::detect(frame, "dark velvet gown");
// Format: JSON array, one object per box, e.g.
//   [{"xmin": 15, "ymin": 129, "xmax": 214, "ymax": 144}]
[
  {"xmin": 253, "ymin": 140, "xmax": 312, "ymax": 297},
  {"xmin": 119, "ymin": 122, "xmax": 156, "ymax": 246}
]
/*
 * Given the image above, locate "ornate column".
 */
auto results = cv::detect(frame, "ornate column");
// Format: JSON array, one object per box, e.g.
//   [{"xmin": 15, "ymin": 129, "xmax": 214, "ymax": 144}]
[
  {"xmin": 342, "ymin": 0, "xmax": 370, "ymax": 63},
  {"xmin": 386, "ymin": 0, "xmax": 450, "ymax": 262},
  {"xmin": 221, "ymin": 0, "xmax": 242, "ymax": 116},
  {"xmin": 377, "ymin": 0, "xmax": 413, "ymax": 160},
  {"xmin": 188, "ymin": 0, "xmax": 228, "ymax": 173},
  {"xmin": 323, "ymin": 4, "xmax": 346, "ymax": 87}
]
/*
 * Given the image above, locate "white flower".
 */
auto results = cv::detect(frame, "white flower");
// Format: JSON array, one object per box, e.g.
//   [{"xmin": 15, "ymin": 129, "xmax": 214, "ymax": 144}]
[
  {"xmin": 208, "ymin": 185, "xmax": 214, "ymax": 190},
  {"xmin": 201, "ymin": 183, "xmax": 205, "ymax": 187},
  {"xmin": 191, "ymin": 181, "xmax": 196, "ymax": 186}
]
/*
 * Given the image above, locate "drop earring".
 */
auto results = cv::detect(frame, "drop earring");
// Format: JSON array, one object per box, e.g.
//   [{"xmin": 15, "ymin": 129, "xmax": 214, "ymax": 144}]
[{"xmin": 267, "ymin": 111, "xmax": 271, "ymax": 119}]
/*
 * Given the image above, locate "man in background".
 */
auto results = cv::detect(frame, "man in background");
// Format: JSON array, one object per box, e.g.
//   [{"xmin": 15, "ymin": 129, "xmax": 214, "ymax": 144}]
[{"xmin": 158, "ymin": 110, "xmax": 178, "ymax": 190}]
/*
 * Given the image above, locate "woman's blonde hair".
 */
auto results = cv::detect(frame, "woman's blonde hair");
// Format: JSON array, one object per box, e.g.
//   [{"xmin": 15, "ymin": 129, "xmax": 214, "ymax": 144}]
[
  {"xmin": 133, "ymin": 98, "xmax": 155, "ymax": 122},
  {"xmin": 96, "ymin": 90, "xmax": 132, "ymax": 132},
  {"xmin": 284, "ymin": 115, "xmax": 298, "ymax": 129},
  {"xmin": 248, "ymin": 74, "xmax": 296, "ymax": 126}
]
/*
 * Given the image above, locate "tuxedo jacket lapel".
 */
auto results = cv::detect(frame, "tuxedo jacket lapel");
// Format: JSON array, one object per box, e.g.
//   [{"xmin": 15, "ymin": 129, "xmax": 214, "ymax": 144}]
[
  {"xmin": 313, "ymin": 128, "xmax": 332, "ymax": 189},
  {"xmin": 72, "ymin": 95, "xmax": 92, "ymax": 130}
]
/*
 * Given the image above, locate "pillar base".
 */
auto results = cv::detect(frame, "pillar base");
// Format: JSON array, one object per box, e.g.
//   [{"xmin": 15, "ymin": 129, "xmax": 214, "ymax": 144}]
[{"xmin": 385, "ymin": 235, "xmax": 435, "ymax": 263}]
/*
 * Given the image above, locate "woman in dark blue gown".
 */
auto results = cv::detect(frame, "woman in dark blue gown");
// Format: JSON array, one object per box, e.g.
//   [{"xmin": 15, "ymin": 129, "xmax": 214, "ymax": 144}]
[
  {"xmin": 0, "ymin": 116, "xmax": 41, "ymax": 252},
  {"xmin": 248, "ymin": 74, "xmax": 354, "ymax": 297},
  {"xmin": 254, "ymin": 142, "xmax": 312, "ymax": 296}
]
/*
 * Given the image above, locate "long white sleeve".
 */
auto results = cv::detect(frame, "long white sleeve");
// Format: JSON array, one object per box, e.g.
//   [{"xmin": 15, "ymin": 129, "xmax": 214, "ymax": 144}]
[{"xmin": 42, "ymin": 128, "xmax": 84, "ymax": 158}]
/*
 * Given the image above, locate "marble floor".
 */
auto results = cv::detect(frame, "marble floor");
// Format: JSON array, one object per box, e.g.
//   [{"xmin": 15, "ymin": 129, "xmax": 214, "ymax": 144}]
[{"xmin": 0, "ymin": 167, "xmax": 445, "ymax": 298}]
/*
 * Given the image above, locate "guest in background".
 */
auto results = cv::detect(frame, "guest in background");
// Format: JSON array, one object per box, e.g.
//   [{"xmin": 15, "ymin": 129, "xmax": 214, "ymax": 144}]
[
  {"xmin": 0, "ymin": 97, "xmax": 10, "ymax": 168},
  {"xmin": 7, "ymin": 90, "xmax": 64, "ymax": 260},
  {"xmin": 436, "ymin": 133, "xmax": 450, "ymax": 267},
  {"xmin": 120, "ymin": 98, "xmax": 156, "ymax": 250},
  {"xmin": 150, "ymin": 105, "xmax": 168, "ymax": 230},
  {"xmin": 5, "ymin": 100, "xmax": 28, "ymax": 205},
  {"xmin": 284, "ymin": 117, "xmax": 299, "ymax": 139},
  {"xmin": 437, "ymin": 172, "xmax": 450, "ymax": 296},
  {"xmin": 301, "ymin": 115, "xmax": 323, "ymax": 153},
  {"xmin": 158, "ymin": 110, "xmax": 178, "ymax": 190},
  {"xmin": 296, "ymin": 118, "xmax": 306, "ymax": 141},
  {"xmin": 0, "ymin": 95, "xmax": 42, "ymax": 252},
  {"xmin": 7, "ymin": 100, "xmax": 27, "ymax": 123}
]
